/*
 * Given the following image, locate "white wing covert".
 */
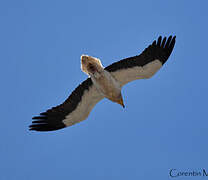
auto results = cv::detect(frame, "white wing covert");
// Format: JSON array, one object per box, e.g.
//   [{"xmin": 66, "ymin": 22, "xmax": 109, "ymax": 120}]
[
  {"xmin": 30, "ymin": 36, "xmax": 176, "ymax": 132},
  {"xmin": 30, "ymin": 78, "xmax": 103, "ymax": 131},
  {"xmin": 105, "ymin": 36, "xmax": 176, "ymax": 86}
]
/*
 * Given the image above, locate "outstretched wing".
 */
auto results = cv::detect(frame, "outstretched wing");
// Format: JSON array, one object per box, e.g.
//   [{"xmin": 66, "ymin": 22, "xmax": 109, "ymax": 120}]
[
  {"xmin": 30, "ymin": 78, "xmax": 104, "ymax": 131},
  {"xmin": 105, "ymin": 36, "xmax": 176, "ymax": 86}
]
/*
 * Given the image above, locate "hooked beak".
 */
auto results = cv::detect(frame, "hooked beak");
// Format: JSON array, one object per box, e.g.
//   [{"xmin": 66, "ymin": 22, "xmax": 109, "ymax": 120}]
[{"xmin": 117, "ymin": 98, "xmax": 125, "ymax": 108}]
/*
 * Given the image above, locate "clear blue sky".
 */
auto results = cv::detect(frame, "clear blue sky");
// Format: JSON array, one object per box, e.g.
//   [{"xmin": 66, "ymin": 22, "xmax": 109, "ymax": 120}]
[{"xmin": 1, "ymin": 0, "xmax": 208, "ymax": 179}]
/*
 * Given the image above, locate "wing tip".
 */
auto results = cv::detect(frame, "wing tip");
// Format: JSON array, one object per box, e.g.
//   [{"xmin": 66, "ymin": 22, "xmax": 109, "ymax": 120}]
[
  {"xmin": 156, "ymin": 35, "xmax": 176, "ymax": 64},
  {"xmin": 30, "ymin": 114, "xmax": 66, "ymax": 132},
  {"xmin": 105, "ymin": 35, "xmax": 176, "ymax": 72},
  {"xmin": 29, "ymin": 78, "xmax": 94, "ymax": 132},
  {"xmin": 29, "ymin": 123, "xmax": 66, "ymax": 132}
]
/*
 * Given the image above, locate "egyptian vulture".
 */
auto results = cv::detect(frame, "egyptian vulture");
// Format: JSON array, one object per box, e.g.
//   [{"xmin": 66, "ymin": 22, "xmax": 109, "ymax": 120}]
[{"xmin": 30, "ymin": 35, "xmax": 176, "ymax": 131}]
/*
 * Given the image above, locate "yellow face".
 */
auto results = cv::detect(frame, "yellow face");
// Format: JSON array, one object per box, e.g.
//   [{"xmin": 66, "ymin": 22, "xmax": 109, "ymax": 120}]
[
  {"xmin": 116, "ymin": 98, "xmax": 125, "ymax": 108},
  {"xmin": 108, "ymin": 94, "xmax": 125, "ymax": 108}
]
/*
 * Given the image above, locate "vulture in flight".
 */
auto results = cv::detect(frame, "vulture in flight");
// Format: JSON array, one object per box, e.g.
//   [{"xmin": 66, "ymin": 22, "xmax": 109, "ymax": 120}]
[{"xmin": 30, "ymin": 35, "xmax": 176, "ymax": 131}]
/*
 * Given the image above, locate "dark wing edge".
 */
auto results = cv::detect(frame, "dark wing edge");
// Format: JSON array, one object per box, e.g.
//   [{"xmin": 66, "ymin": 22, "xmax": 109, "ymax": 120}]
[
  {"xmin": 29, "ymin": 78, "xmax": 93, "ymax": 132},
  {"xmin": 105, "ymin": 35, "xmax": 176, "ymax": 72}
]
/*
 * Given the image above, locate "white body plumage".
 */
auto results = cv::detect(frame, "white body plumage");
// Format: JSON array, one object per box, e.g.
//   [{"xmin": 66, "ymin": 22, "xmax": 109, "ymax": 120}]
[
  {"xmin": 30, "ymin": 35, "xmax": 176, "ymax": 131},
  {"xmin": 81, "ymin": 55, "xmax": 124, "ymax": 106}
]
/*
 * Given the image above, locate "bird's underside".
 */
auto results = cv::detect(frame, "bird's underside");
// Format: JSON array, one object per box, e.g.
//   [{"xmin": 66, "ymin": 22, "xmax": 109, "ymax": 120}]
[
  {"xmin": 30, "ymin": 35, "xmax": 176, "ymax": 131},
  {"xmin": 81, "ymin": 55, "xmax": 124, "ymax": 106}
]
